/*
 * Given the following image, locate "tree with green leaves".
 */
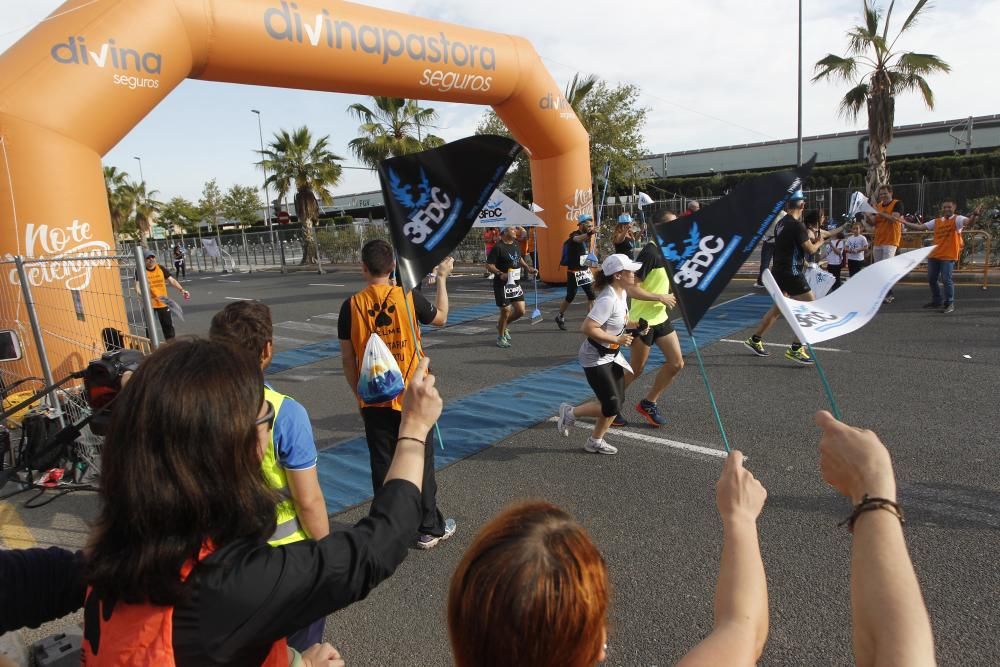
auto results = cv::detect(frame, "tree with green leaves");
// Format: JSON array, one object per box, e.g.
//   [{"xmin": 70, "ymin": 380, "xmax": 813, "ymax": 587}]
[
  {"xmin": 199, "ymin": 178, "xmax": 225, "ymax": 251},
  {"xmin": 131, "ymin": 180, "xmax": 161, "ymax": 240},
  {"xmin": 347, "ymin": 97, "xmax": 445, "ymax": 169},
  {"xmin": 813, "ymin": 0, "xmax": 950, "ymax": 196},
  {"xmin": 475, "ymin": 73, "xmax": 648, "ymax": 204},
  {"xmin": 159, "ymin": 196, "xmax": 201, "ymax": 240},
  {"xmin": 103, "ymin": 165, "xmax": 135, "ymax": 238},
  {"xmin": 475, "ymin": 112, "xmax": 532, "ymax": 204},
  {"xmin": 259, "ymin": 126, "xmax": 343, "ymax": 265},
  {"xmin": 222, "ymin": 185, "xmax": 263, "ymax": 229}
]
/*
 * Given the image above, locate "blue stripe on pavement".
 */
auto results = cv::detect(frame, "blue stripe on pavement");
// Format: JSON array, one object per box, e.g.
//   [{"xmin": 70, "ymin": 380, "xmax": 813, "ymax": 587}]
[
  {"xmin": 267, "ymin": 287, "xmax": 566, "ymax": 374},
  {"xmin": 318, "ymin": 294, "xmax": 773, "ymax": 514}
]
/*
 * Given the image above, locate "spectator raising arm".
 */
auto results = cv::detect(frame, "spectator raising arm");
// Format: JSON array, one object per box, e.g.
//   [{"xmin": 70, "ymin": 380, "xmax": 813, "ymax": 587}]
[
  {"xmin": 678, "ymin": 450, "xmax": 769, "ymax": 667},
  {"xmin": 815, "ymin": 410, "xmax": 936, "ymax": 667}
]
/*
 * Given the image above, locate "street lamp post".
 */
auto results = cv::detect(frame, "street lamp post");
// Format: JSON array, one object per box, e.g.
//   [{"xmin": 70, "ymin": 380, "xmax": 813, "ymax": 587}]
[
  {"xmin": 133, "ymin": 155, "xmax": 145, "ymax": 183},
  {"xmin": 797, "ymin": 0, "xmax": 803, "ymax": 167},
  {"xmin": 252, "ymin": 109, "xmax": 284, "ymax": 273}
]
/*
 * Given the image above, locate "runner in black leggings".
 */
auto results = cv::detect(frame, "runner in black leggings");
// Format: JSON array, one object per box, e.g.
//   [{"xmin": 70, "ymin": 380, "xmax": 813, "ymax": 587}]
[{"xmin": 556, "ymin": 254, "xmax": 647, "ymax": 455}]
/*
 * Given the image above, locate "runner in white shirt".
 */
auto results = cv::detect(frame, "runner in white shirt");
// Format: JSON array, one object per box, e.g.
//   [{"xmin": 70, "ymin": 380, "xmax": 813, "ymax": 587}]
[{"xmin": 556, "ymin": 254, "xmax": 648, "ymax": 455}]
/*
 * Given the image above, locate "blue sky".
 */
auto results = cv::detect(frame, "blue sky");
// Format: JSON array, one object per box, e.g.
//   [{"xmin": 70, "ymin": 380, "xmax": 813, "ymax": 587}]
[{"xmin": 2, "ymin": 0, "xmax": 996, "ymax": 204}]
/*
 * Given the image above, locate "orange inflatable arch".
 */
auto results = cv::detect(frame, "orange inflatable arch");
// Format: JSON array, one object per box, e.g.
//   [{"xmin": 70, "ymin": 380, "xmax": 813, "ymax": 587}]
[{"xmin": 0, "ymin": 0, "xmax": 591, "ymax": 379}]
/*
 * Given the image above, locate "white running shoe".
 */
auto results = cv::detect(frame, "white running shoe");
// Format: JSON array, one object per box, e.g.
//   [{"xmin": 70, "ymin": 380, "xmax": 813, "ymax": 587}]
[
  {"xmin": 584, "ymin": 437, "xmax": 618, "ymax": 455},
  {"xmin": 557, "ymin": 403, "xmax": 575, "ymax": 436}
]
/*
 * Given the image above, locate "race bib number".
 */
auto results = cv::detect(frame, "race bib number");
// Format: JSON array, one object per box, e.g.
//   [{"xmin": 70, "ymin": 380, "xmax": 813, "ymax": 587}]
[
  {"xmin": 507, "ymin": 268, "xmax": 521, "ymax": 283},
  {"xmin": 504, "ymin": 283, "xmax": 524, "ymax": 299},
  {"xmin": 574, "ymin": 270, "xmax": 593, "ymax": 286}
]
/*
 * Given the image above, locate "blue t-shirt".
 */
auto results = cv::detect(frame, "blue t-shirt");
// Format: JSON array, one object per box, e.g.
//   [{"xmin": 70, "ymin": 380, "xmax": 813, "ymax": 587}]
[{"xmin": 266, "ymin": 385, "xmax": 318, "ymax": 471}]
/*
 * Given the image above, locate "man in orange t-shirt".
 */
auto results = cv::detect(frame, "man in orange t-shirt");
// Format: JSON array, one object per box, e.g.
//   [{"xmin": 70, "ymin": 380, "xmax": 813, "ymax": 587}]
[
  {"xmin": 864, "ymin": 185, "xmax": 905, "ymax": 303},
  {"xmin": 901, "ymin": 198, "xmax": 981, "ymax": 314}
]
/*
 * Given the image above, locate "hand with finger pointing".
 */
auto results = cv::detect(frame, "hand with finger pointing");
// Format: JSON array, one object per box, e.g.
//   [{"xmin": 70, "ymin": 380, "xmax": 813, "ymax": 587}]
[{"xmin": 716, "ymin": 450, "xmax": 768, "ymax": 525}]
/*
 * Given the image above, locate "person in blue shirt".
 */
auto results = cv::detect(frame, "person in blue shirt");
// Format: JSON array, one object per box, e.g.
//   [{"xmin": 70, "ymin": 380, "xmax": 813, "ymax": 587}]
[{"xmin": 209, "ymin": 300, "xmax": 330, "ymax": 651}]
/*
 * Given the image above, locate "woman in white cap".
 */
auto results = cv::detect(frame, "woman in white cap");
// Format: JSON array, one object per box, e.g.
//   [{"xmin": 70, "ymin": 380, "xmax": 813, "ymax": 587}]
[
  {"xmin": 612, "ymin": 213, "xmax": 637, "ymax": 257},
  {"xmin": 556, "ymin": 254, "xmax": 647, "ymax": 455}
]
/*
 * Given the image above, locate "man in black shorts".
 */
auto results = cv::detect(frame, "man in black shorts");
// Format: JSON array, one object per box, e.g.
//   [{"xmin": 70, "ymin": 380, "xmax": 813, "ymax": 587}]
[
  {"xmin": 486, "ymin": 226, "xmax": 537, "ymax": 348},
  {"xmin": 554, "ymin": 214, "xmax": 597, "ymax": 330},
  {"xmin": 743, "ymin": 191, "xmax": 823, "ymax": 364}
]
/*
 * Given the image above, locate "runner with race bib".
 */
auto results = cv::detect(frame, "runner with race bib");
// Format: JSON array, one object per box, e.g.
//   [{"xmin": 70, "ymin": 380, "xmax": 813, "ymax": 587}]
[
  {"xmin": 554, "ymin": 214, "xmax": 598, "ymax": 331},
  {"xmin": 487, "ymin": 226, "xmax": 538, "ymax": 349}
]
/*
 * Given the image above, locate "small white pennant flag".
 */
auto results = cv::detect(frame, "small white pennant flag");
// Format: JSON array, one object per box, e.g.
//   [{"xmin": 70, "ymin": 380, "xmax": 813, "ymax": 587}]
[
  {"xmin": 848, "ymin": 191, "xmax": 878, "ymax": 218},
  {"xmin": 637, "ymin": 192, "xmax": 654, "ymax": 208},
  {"xmin": 762, "ymin": 245, "xmax": 934, "ymax": 344}
]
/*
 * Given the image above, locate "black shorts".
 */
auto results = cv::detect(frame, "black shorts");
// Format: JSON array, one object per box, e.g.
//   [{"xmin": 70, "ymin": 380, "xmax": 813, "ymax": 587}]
[
  {"xmin": 493, "ymin": 279, "xmax": 526, "ymax": 308},
  {"xmin": 773, "ymin": 271, "xmax": 811, "ymax": 297},
  {"xmin": 636, "ymin": 319, "xmax": 675, "ymax": 346},
  {"xmin": 583, "ymin": 363, "xmax": 626, "ymax": 418},
  {"xmin": 565, "ymin": 270, "xmax": 596, "ymax": 303}
]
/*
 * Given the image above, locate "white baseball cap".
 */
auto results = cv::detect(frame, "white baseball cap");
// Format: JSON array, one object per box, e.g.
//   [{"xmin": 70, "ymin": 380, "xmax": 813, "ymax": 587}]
[{"xmin": 601, "ymin": 253, "xmax": 641, "ymax": 275}]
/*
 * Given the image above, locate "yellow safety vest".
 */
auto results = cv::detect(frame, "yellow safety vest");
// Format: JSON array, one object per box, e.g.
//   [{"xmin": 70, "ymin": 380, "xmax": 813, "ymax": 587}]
[{"xmin": 262, "ymin": 386, "xmax": 309, "ymax": 546}]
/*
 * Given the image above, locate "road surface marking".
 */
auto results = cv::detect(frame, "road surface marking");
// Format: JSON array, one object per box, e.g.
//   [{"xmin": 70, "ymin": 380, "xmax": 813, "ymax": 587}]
[
  {"xmin": 311, "ymin": 313, "xmax": 340, "ymax": 321},
  {"xmin": 274, "ymin": 321, "xmax": 339, "ymax": 336},
  {"xmin": 549, "ymin": 418, "xmax": 727, "ymax": 459},
  {"xmin": 0, "ymin": 502, "xmax": 36, "ymax": 548},
  {"xmin": 718, "ymin": 339, "xmax": 846, "ymax": 352},
  {"xmin": 309, "ymin": 283, "xmax": 345, "ymax": 287}
]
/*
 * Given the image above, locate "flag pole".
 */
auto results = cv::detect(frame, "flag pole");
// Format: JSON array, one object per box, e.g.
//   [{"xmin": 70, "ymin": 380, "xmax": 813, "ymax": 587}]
[
  {"xmin": 662, "ymin": 262, "xmax": 732, "ymax": 453},
  {"xmin": 805, "ymin": 343, "xmax": 842, "ymax": 420},
  {"xmin": 396, "ymin": 259, "xmax": 445, "ymax": 450}
]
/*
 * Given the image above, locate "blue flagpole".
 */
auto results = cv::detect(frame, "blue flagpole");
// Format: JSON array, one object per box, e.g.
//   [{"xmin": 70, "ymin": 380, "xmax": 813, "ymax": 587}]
[
  {"xmin": 805, "ymin": 343, "xmax": 841, "ymax": 420},
  {"xmin": 396, "ymin": 258, "xmax": 445, "ymax": 450},
  {"xmin": 687, "ymin": 328, "xmax": 732, "ymax": 453}
]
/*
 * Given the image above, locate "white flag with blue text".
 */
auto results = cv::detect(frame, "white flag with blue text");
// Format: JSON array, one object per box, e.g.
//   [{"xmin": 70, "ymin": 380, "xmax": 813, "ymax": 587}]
[{"xmin": 762, "ymin": 245, "xmax": 935, "ymax": 344}]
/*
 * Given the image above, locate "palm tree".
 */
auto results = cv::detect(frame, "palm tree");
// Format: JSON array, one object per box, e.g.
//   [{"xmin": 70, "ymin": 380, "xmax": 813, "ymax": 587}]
[
  {"xmin": 259, "ymin": 126, "xmax": 343, "ymax": 265},
  {"xmin": 564, "ymin": 73, "xmax": 598, "ymax": 115},
  {"xmin": 813, "ymin": 0, "xmax": 950, "ymax": 196},
  {"xmin": 131, "ymin": 180, "xmax": 161, "ymax": 240},
  {"xmin": 347, "ymin": 97, "xmax": 445, "ymax": 169},
  {"xmin": 103, "ymin": 166, "xmax": 135, "ymax": 238}
]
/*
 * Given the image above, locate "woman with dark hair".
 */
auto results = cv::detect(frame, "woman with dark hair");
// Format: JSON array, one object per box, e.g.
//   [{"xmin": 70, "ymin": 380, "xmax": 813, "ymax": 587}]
[
  {"xmin": 82, "ymin": 339, "xmax": 442, "ymax": 666},
  {"xmin": 556, "ymin": 254, "xmax": 645, "ymax": 455},
  {"xmin": 448, "ymin": 450, "xmax": 769, "ymax": 667}
]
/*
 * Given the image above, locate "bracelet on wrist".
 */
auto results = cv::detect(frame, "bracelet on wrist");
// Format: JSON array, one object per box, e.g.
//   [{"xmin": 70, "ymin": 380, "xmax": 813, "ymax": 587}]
[
  {"xmin": 397, "ymin": 435, "xmax": 426, "ymax": 446},
  {"xmin": 838, "ymin": 494, "xmax": 904, "ymax": 533}
]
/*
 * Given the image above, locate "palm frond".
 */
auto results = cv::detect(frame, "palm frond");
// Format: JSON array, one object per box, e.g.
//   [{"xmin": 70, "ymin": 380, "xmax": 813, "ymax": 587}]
[
  {"xmin": 838, "ymin": 83, "xmax": 870, "ymax": 121},
  {"xmin": 899, "ymin": 0, "xmax": 931, "ymax": 35},
  {"xmin": 863, "ymin": 0, "xmax": 880, "ymax": 39},
  {"xmin": 895, "ymin": 52, "xmax": 951, "ymax": 76},
  {"xmin": 882, "ymin": 0, "xmax": 896, "ymax": 40},
  {"xmin": 812, "ymin": 54, "xmax": 859, "ymax": 83}
]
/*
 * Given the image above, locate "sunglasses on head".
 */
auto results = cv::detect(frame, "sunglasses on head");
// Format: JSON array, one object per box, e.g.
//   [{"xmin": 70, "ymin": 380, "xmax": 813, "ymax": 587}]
[{"xmin": 256, "ymin": 400, "xmax": 275, "ymax": 430}]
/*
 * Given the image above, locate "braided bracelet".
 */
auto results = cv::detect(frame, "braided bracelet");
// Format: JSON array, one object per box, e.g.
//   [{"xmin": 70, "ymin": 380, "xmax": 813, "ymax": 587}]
[
  {"xmin": 838, "ymin": 495, "xmax": 904, "ymax": 533},
  {"xmin": 397, "ymin": 436, "xmax": 426, "ymax": 446}
]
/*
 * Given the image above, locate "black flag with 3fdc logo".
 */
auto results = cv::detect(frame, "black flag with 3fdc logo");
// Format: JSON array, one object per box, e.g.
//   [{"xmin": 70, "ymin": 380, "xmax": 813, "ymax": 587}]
[
  {"xmin": 653, "ymin": 156, "xmax": 816, "ymax": 331},
  {"xmin": 378, "ymin": 135, "xmax": 523, "ymax": 291}
]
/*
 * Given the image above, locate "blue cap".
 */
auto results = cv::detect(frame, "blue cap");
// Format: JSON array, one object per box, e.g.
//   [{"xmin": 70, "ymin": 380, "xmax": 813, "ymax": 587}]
[
  {"xmin": 577, "ymin": 213, "xmax": 593, "ymax": 224},
  {"xmin": 789, "ymin": 190, "xmax": 806, "ymax": 202},
  {"xmin": 617, "ymin": 213, "xmax": 633, "ymax": 224},
  {"xmin": 143, "ymin": 248, "xmax": 156, "ymax": 258}
]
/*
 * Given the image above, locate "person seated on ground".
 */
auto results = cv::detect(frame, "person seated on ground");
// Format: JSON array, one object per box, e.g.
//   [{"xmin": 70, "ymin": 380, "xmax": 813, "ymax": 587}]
[
  {"xmin": 210, "ymin": 300, "xmax": 331, "ymax": 651},
  {"xmin": 447, "ymin": 449, "xmax": 769, "ymax": 666},
  {"xmin": 82, "ymin": 339, "xmax": 441, "ymax": 666},
  {"xmin": 814, "ymin": 410, "xmax": 936, "ymax": 667}
]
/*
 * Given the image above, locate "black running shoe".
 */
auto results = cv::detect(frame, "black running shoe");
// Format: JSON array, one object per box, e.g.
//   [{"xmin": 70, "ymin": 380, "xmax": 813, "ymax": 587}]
[{"xmin": 555, "ymin": 313, "xmax": 567, "ymax": 331}]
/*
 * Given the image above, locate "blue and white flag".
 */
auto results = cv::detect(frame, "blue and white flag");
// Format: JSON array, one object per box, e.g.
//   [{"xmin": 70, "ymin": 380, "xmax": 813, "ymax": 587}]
[
  {"xmin": 378, "ymin": 135, "xmax": 522, "ymax": 291},
  {"xmin": 762, "ymin": 245, "xmax": 935, "ymax": 344}
]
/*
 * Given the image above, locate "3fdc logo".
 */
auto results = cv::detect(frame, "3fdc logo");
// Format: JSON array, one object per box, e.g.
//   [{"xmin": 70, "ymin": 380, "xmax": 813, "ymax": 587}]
[
  {"xmin": 388, "ymin": 168, "xmax": 461, "ymax": 251},
  {"xmin": 478, "ymin": 199, "xmax": 504, "ymax": 219},
  {"xmin": 661, "ymin": 223, "xmax": 743, "ymax": 291}
]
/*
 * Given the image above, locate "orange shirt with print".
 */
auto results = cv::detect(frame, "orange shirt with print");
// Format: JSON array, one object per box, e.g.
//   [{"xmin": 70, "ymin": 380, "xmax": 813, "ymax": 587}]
[
  {"xmin": 348, "ymin": 284, "xmax": 421, "ymax": 412},
  {"xmin": 928, "ymin": 216, "xmax": 965, "ymax": 261},
  {"xmin": 872, "ymin": 199, "xmax": 903, "ymax": 247}
]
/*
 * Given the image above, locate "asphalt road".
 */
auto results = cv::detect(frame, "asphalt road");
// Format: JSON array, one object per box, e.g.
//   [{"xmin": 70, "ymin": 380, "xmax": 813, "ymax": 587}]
[{"xmin": 3, "ymin": 266, "xmax": 998, "ymax": 666}]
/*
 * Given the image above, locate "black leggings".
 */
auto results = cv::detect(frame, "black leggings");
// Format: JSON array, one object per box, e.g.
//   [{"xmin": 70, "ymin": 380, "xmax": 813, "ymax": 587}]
[
  {"xmin": 584, "ymin": 363, "xmax": 625, "ymax": 417},
  {"xmin": 565, "ymin": 271, "xmax": 596, "ymax": 303}
]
